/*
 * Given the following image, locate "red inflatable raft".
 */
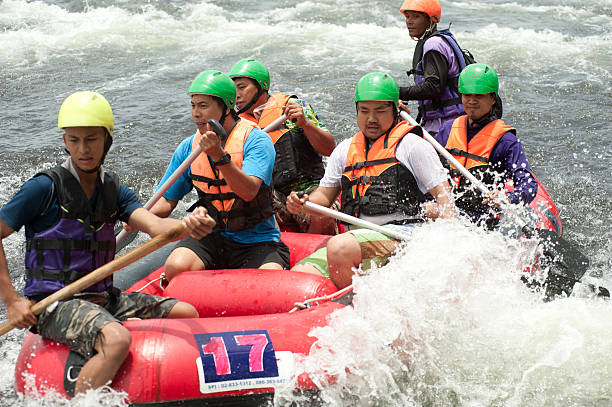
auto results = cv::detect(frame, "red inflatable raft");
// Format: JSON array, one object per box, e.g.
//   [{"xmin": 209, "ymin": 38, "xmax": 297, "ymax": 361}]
[
  {"xmin": 15, "ymin": 232, "xmax": 344, "ymax": 405},
  {"xmin": 14, "ymin": 179, "xmax": 562, "ymax": 405}
]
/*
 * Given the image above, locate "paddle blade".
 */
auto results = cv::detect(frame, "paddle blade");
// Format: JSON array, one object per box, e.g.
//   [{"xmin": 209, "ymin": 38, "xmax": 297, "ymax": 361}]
[{"xmin": 531, "ymin": 228, "xmax": 590, "ymax": 299}]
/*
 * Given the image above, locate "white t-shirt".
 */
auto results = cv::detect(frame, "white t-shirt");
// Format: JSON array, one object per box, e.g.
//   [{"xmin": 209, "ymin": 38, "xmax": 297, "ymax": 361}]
[{"xmin": 319, "ymin": 130, "xmax": 448, "ymax": 225}]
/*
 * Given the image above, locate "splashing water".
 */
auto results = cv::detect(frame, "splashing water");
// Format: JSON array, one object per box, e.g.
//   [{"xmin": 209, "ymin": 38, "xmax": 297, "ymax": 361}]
[{"xmin": 275, "ymin": 219, "xmax": 612, "ymax": 406}]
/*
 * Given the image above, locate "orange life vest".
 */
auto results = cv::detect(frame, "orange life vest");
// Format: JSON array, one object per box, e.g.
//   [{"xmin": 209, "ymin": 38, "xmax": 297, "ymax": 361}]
[
  {"xmin": 445, "ymin": 115, "xmax": 515, "ymax": 187},
  {"xmin": 190, "ymin": 120, "xmax": 274, "ymax": 233},
  {"xmin": 340, "ymin": 121, "xmax": 426, "ymax": 220},
  {"xmin": 238, "ymin": 113, "xmax": 258, "ymax": 126},
  {"xmin": 444, "ymin": 115, "xmax": 515, "ymax": 218}
]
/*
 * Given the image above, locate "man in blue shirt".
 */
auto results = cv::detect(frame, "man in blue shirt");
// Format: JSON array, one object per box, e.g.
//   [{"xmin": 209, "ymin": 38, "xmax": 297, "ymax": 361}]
[
  {"xmin": 0, "ymin": 91, "xmax": 213, "ymax": 394},
  {"xmin": 149, "ymin": 70, "xmax": 290, "ymax": 281},
  {"xmin": 434, "ymin": 64, "xmax": 538, "ymax": 225}
]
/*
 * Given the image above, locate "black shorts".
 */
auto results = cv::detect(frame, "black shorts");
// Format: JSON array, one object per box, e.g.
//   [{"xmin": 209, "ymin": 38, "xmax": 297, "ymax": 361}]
[{"xmin": 176, "ymin": 233, "xmax": 290, "ymax": 270}]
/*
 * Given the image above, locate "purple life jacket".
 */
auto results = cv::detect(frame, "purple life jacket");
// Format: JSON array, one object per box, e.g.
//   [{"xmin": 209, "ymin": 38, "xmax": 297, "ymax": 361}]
[
  {"xmin": 24, "ymin": 166, "xmax": 119, "ymax": 298},
  {"xmin": 411, "ymin": 29, "xmax": 469, "ymax": 122}
]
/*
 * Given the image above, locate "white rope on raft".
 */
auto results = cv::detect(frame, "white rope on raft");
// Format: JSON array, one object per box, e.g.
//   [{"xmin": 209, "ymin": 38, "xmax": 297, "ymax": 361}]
[
  {"xmin": 133, "ymin": 272, "xmax": 167, "ymax": 293},
  {"xmin": 289, "ymin": 284, "xmax": 354, "ymax": 312}
]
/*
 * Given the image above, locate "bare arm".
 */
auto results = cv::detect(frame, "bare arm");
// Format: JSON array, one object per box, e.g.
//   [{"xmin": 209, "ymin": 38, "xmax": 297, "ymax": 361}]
[
  {"xmin": 199, "ymin": 130, "xmax": 264, "ymax": 202},
  {"xmin": 423, "ymin": 181, "xmax": 456, "ymax": 219},
  {"xmin": 149, "ymin": 196, "xmax": 179, "ymax": 219},
  {"xmin": 127, "ymin": 206, "xmax": 215, "ymax": 240},
  {"xmin": 216, "ymin": 164, "xmax": 264, "ymax": 202},
  {"xmin": 0, "ymin": 220, "xmax": 36, "ymax": 329},
  {"xmin": 283, "ymin": 102, "xmax": 335, "ymax": 156},
  {"xmin": 286, "ymin": 186, "xmax": 340, "ymax": 216}
]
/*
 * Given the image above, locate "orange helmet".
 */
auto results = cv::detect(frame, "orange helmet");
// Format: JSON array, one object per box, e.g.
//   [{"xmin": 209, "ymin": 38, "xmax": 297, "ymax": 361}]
[{"xmin": 399, "ymin": 0, "xmax": 441, "ymax": 23}]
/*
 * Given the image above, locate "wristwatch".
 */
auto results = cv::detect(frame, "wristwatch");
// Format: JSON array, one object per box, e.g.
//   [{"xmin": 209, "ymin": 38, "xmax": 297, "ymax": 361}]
[{"xmin": 213, "ymin": 152, "xmax": 232, "ymax": 166}]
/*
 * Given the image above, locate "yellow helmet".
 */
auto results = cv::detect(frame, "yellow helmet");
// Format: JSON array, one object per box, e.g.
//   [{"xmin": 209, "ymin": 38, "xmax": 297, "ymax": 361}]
[{"xmin": 57, "ymin": 91, "xmax": 114, "ymax": 138}]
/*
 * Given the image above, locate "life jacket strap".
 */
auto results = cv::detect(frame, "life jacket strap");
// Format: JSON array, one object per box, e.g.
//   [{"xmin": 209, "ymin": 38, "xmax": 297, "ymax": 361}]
[
  {"xmin": 187, "ymin": 191, "xmax": 238, "ymax": 213},
  {"xmin": 446, "ymin": 148, "xmax": 490, "ymax": 164},
  {"xmin": 26, "ymin": 238, "xmax": 115, "ymax": 252},
  {"xmin": 26, "ymin": 268, "xmax": 85, "ymax": 284},
  {"xmin": 191, "ymin": 174, "xmax": 226, "ymax": 187},
  {"xmin": 420, "ymin": 96, "xmax": 462, "ymax": 112},
  {"xmin": 343, "ymin": 157, "xmax": 397, "ymax": 173},
  {"xmin": 346, "ymin": 175, "xmax": 374, "ymax": 187}
]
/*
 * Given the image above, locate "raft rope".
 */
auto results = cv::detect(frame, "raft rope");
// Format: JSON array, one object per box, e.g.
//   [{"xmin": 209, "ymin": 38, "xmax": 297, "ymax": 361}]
[
  {"xmin": 133, "ymin": 272, "xmax": 167, "ymax": 293},
  {"xmin": 289, "ymin": 284, "xmax": 354, "ymax": 313}
]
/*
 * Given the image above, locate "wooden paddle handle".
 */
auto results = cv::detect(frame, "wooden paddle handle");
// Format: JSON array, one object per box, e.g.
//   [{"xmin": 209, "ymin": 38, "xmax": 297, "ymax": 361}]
[{"xmin": 0, "ymin": 223, "xmax": 185, "ymax": 337}]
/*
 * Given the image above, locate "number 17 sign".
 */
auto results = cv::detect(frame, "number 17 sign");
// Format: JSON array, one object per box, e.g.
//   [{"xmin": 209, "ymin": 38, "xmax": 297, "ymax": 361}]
[{"xmin": 194, "ymin": 330, "xmax": 287, "ymax": 394}]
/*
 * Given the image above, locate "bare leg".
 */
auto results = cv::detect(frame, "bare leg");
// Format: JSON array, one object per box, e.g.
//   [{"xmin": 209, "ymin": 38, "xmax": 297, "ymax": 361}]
[
  {"xmin": 259, "ymin": 262, "xmax": 283, "ymax": 270},
  {"xmin": 164, "ymin": 247, "xmax": 205, "ymax": 281},
  {"xmin": 291, "ymin": 262, "xmax": 325, "ymax": 277},
  {"xmin": 167, "ymin": 301, "xmax": 199, "ymax": 318},
  {"xmin": 306, "ymin": 216, "xmax": 338, "ymax": 235},
  {"xmin": 327, "ymin": 233, "xmax": 361, "ymax": 289},
  {"xmin": 75, "ymin": 322, "xmax": 131, "ymax": 394}
]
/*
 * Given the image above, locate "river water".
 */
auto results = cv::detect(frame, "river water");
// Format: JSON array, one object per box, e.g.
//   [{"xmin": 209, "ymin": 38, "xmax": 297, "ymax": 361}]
[{"xmin": 0, "ymin": 0, "xmax": 610, "ymax": 406}]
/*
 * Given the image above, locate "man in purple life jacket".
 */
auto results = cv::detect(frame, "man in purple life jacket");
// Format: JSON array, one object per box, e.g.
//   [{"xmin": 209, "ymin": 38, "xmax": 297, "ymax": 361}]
[
  {"xmin": 399, "ymin": 0, "xmax": 469, "ymax": 135},
  {"xmin": 434, "ymin": 64, "xmax": 538, "ymax": 226},
  {"xmin": 0, "ymin": 91, "xmax": 214, "ymax": 395}
]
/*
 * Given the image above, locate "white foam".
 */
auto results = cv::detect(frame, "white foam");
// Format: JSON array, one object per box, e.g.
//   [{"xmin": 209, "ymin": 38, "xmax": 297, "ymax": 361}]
[{"xmin": 275, "ymin": 219, "xmax": 612, "ymax": 406}]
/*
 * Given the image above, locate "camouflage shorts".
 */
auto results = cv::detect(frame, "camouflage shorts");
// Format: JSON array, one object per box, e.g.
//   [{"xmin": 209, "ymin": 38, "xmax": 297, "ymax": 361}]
[{"xmin": 35, "ymin": 290, "xmax": 178, "ymax": 358}]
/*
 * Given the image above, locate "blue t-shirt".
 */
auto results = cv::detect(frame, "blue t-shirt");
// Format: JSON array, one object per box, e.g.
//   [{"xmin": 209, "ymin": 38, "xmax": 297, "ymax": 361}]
[
  {"xmin": 157, "ymin": 127, "xmax": 280, "ymax": 244},
  {"xmin": 0, "ymin": 173, "xmax": 141, "ymax": 239}
]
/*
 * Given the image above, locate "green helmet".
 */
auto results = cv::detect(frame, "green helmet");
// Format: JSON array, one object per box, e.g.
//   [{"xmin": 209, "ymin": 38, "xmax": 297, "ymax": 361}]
[
  {"xmin": 229, "ymin": 58, "xmax": 270, "ymax": 91},
  {"xmin": 355, "ymin": 72, "xmax": 399, "ymax": 107},
  {"xmin": 58, "ymin": 91, "xmax": 114, "ymax": 138},
  {"xmin": 188, "ymin": 70, "xmax": 236, "ymax": 109},
  {"xmin": 458, "ymin": 63, "xmax": 499, "ymax": 95}
]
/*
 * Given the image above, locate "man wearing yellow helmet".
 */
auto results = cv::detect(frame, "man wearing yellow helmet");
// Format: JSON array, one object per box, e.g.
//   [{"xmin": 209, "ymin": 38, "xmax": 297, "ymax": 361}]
[
  {"xmin": 229, "ymin": 58, "xmax": 337, "ymax": 235},
  {"xmin": 399, "ymin": 0, "xmax": 473, "ymax": 135},
  {"xmin": 149, "ymin": 70, "xmax": 290, "ymax": 282},
  {"xmin": 285, "ymin": 73, "xmax": 455, "ymax": 289},
  {"xmin": 0, "ymin": 91, "xmax": 214, "ymax": 394}
]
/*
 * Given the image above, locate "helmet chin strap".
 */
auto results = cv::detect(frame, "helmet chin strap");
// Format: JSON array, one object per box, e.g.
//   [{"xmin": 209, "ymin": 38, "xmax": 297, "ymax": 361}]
[
  {"xmin": 470, "ymin": 94, "xmax": 500, "ymax": 126},
  {"xmin": 219, "ymin": 106, "xmax": 229, "ymax": 127},
  {"xmin": 236, "ymin": 86, "xmax": 264, "ymax": 115},
  {"xmin": 471, "ymin": 110, "xmax": 495, "ymax": 126}
]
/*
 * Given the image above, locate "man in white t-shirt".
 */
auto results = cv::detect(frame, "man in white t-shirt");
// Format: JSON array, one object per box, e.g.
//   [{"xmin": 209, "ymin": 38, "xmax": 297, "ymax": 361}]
[{"xmin": 286, "ymin": 72, "xmax": 455, "ymax": 289}]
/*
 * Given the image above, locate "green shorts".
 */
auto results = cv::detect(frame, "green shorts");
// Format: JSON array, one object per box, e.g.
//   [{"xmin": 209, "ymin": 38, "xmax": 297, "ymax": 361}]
[
  {"xmin": 296, "ymin": 228, "xmax": 401, "ymax": 278},
  {"xmin": 35, "ymin": 290, "xmax": 178, "ymax": 358}
]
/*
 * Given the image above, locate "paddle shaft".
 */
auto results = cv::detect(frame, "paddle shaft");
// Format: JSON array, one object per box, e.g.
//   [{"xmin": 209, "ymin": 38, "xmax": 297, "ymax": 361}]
[
  {"xmin": 0, "ymin": 224, "xmax": 185, "ymax": 337},
  {"xmin": 261, "ymin": 114, "xmax": 287, "ymax": 133},
  {"xmin": 115, "ymin": 115, "xmax": 287, "ymax": 245},
  {"xmin": 400, "ymin": 111, "xmax": 492, "ymax": 196},
  {"xmin": 304, "ymin": 201, "xmax": 412, "ymax": 241}
]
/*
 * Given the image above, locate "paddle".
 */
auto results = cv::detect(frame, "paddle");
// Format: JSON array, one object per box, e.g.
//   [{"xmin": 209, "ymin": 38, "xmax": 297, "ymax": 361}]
[
  {"xmin": 303, "ymin": 201, "xmax": 412, "ymax": 241},
  {"xmin": 114, "ymin": 116, "xmax": 287, "ymax": 253},
  {"xmin": 0, "ymin": 223, "xmax": 186, "ymax": 337},
  {"xmin": 398, "ymin": 110, "xmax": 606, "ymax": 299}
]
